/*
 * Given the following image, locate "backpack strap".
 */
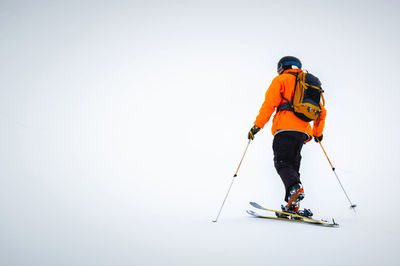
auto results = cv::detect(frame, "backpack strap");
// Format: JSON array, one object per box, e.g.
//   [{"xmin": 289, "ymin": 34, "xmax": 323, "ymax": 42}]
[{"xmin": 277, "ymin": 95, "xmax": 293, "ymax": 112}]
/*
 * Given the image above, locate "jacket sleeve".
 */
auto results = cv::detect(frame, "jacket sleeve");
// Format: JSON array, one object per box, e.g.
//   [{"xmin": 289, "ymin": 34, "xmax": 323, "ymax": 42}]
[
  {"xmin": 254, "ymin": 77, "xmax": 283, "ymax": 129},
  {"xmin": 313, "ymin": 105, "xmax": 327, "ymax": 137}
]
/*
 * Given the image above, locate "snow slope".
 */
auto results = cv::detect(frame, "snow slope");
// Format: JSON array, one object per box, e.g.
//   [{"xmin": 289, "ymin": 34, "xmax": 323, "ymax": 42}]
[{"xmin": 0, "ymin": 1, "xmax": 399, "ymax": 265}]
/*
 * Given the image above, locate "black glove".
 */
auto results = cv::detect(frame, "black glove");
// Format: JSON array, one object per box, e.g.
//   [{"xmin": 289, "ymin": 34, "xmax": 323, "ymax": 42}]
[
  {"xmin": 248, "ymin": 125, "xmax": 261, "ymax": 140},
  {"xmin": 314, "ymin": 134, "xmax": 323, "ymax": 143}
]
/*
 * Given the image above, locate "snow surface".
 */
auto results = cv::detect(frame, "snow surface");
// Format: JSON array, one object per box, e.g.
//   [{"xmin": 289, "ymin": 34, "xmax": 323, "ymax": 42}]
[{"xmin": 0, "ymin": 0, "xmax": 399, "ymax": 265}]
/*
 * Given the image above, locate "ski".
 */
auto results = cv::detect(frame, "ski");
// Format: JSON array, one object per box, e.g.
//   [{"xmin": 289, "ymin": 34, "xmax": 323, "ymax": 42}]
[
  {"xmin": 246, "ymin": 210, "xmax": 337, "ymax": 227},
  {"xmin": 249, "ymin": 202, "xmax": 338, "ymax": 227}
]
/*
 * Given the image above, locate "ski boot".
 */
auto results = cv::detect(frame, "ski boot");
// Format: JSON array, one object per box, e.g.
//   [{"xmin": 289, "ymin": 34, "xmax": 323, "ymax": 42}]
[
  {"xmin": 276, "ymin": 183, "xmax": 305, "ymax": 219},
  {"xmin": 275, "ymin": 204, "xmax": 299, "ymax": 219},
  {"xmin": 286, "ymin": 183, "xmax": 304, "ymax": 211}
]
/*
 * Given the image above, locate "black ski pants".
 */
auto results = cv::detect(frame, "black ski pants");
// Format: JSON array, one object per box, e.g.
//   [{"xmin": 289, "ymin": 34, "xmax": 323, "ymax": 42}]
[{"xmin": 272, "ymin": 131, "xmax": 309, "ymax": 202}]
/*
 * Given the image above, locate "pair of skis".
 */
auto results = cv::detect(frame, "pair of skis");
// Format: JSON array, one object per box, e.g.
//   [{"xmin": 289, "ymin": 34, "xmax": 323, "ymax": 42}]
[{"xmin": 247, "ymin": 202, "xmax": 339, "ymax": 227}]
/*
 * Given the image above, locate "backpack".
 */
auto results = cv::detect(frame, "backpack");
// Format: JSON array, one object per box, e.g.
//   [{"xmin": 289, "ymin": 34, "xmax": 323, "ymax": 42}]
[{"xmin": 277, "ymin": 72, "xmax": 325, "ymax": 122}]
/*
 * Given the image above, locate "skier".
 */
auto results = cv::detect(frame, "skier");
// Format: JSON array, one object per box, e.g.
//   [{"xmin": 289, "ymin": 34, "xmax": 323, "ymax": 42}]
[{"xmin": 248, "ymin": 56, "xmax": 326, "ymax": 217}]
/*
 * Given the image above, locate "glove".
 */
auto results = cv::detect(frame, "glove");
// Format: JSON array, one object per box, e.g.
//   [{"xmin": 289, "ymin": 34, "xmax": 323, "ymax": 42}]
[
  {"xmin": 314, "ymin": 134, "xmax": 323, "ymax": 143},
  {"xmin": 248, "ymin": 125, "xmax": 261, "ymax": 140}
]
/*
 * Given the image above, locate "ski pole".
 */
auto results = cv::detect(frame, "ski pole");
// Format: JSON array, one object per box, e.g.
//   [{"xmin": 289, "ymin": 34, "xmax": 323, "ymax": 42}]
[
  {"xmin": 317, "ymin": 139, "xmax": 357, "ymax": 211},
  {"xmin": 212, "ymin": 139, "xmax": 251, "ymax": 223}
]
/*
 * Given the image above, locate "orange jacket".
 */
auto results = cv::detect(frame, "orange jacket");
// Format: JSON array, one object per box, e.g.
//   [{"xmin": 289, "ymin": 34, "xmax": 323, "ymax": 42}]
[{"xmin": 254, "ymin": 69, "xmax": 326, "ymax": 142}]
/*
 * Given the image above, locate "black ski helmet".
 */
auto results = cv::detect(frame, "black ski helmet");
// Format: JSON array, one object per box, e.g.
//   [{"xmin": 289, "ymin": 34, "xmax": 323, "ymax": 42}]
[{"xmin": 277, "ymin": 56, "xmax": 302, "ymax": 74}]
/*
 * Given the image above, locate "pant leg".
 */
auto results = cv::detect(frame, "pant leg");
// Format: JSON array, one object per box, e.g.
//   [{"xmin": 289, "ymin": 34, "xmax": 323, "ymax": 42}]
[
  {"xmin": 272, "ymin": 131, "xmax": 307, "ymax": 201},
  {"xmin": 294, "ymin": 143, "xmax": 303, "ymax": 173}
]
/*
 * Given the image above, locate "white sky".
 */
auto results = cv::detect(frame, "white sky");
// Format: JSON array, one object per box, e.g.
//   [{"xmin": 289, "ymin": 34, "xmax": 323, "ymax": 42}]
[{"xmin": 1, "ymin": 1, "xmax": 399, "ymax": 265}]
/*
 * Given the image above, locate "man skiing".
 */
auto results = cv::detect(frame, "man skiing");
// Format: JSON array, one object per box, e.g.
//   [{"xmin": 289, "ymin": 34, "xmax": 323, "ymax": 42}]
[{"xmin": 248, "ymin": 56, "xmax": 326, "ymax": 217}]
